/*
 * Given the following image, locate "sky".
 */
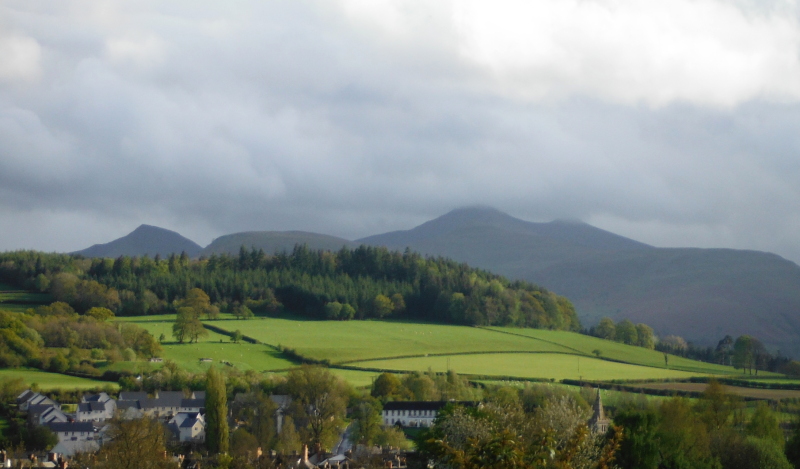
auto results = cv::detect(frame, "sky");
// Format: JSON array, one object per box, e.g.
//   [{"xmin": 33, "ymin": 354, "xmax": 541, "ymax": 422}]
[{"xmin": 2, "ymin": 0, "xmax": 800, "ymax": 263}]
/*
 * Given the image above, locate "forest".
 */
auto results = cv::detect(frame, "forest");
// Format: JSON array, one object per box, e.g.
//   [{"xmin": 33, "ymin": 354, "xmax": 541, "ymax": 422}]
[{"xmin": 0, "ymin": 245, "xmax": 580, "ymax": 330}]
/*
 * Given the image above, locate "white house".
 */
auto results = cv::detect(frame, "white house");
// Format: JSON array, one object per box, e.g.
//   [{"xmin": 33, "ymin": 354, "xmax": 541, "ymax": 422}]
[
  {"xmin": 168, "ymin": 412, "xmax": 205, "ymax": 443},
  {"xmin": 77, "ymin": 393, "xmax": 116, "ymax": 422},
  {"xmin": 382, "ymin": 401, "xmax": 478, "ymax": 428}
]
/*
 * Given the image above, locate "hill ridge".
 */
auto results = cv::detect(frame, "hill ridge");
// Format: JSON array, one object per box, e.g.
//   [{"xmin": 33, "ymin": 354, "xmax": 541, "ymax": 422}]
[{"xmin": 75, "ymin": 224, "xmax": 202, "ymax": 258}]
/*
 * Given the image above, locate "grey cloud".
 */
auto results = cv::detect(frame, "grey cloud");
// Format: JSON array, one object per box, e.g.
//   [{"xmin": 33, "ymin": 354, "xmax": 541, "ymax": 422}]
[{"xmin": 1, "ymin": 1, "xmax": 800, "ymax": 265}]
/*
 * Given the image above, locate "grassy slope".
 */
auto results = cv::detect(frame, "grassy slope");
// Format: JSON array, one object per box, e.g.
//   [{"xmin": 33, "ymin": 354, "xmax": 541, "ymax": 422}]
[
  {"xmin": 346, "ymin": 353, "xmax": 701, "ymax": 381},
  {"xmin": 210, "ymin": 317, "xmax": 575, "ymax": 363},
  {"xmin": 205, "ymin": 316, "xmax": 751, "ymax": 380},
  {"xmin": 487, "ymin": 327, "xmax": 742, "ymax": 375},
  {"xmin": 115, "ymin": 315, "xmax": 296, "ymax": 373},
  {"xmin": 0, "ymin": 368, "xmax": 118, "ymax": 391}
]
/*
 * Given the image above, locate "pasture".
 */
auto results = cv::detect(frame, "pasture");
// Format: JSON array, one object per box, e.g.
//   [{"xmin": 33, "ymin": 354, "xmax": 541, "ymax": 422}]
[
  {"xmin": 116, "ymin": 315, "xmax": 755, "ymax": 384},
  {"xmin": 0, "ymin": 368, "xmax": 118, "ymax": 391},
  {"xmin": 487, "ymin": 327, "xmax": 746, "ymax": 375},
  {"xmin": 345, "ymin": 353, "xmax": 703, "ymax": 381},
  {"xmin": 0, "ymin": 283, "xmax": 51, "ymax": 313},
  {"xmin": 211, "ymin": 317, "xmax": 576, "ymax": 363},
  {"xmin": 116, "ymin": 315, "xmax": 296, "ymax": 373},
  {"xmin": 628, "ymin": 382, "xmax": 800, "ymax": 400}
]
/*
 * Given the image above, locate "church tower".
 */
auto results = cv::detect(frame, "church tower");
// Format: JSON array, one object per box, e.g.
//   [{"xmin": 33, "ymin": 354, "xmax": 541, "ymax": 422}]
[{"xmin": 587, "ymin": 389, "xmax": 610, "ymax": 433}]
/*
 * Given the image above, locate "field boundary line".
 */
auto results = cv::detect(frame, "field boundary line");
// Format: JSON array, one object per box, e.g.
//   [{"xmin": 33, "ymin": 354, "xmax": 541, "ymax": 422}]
[
  {"xmin": 338, "ymin": 350, "xmax": 584, "ymax": 365},
  {"xmin": 475, "ymin": 326, "xmax": 587, "ymax": 355},
  {"xmin": 478, "ymin": 326, "xmax": 741, "ymax": 376}
]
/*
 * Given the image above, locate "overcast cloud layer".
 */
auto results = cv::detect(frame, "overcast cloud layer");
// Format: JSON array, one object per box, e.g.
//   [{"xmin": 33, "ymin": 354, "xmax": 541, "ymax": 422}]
[{"xmin": 2, "ymin": 0, "xmax": 800, "ymax": 263}]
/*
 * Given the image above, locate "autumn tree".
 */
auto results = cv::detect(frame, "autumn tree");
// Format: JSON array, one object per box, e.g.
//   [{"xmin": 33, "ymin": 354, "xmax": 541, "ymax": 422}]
[
  {"xmin": 372, "ymin": 294, "xmax": 393, "ymax": 318},
  {"xmin": 285, "ymin": 365, "xmax": 348, "ymax": 449},
  {"xmin": 75, "ymin": 417, "xmax": 174, "ymax": 469},
  {"xmin": 172, "ymin": 307, "xmax": 207, "ymax": 344},
  {"xmin": 635, "ymin": 323, "xmax": 655, "ymax": 349},
  {"xmin": 595, "ymin": 317, "xmax": 616, "ymax": 340}
]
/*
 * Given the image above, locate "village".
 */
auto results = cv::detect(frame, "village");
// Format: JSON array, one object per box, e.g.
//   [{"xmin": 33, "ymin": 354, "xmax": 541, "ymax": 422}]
[{"xmin": 3, "ymin": 384, "xmax": 612, "ymax": 469}]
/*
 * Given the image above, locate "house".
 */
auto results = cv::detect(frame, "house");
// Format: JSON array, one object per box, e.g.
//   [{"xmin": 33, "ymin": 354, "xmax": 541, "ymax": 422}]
[
  {"xmin": 47, "ymin": 421, "xmax": 102, "ymax": 456},
  {"xmin": 119, "ymin": 390, "xmax": 205, "ymax": 419},
  {"xmin": 27, "ymin": 404, "xmax": 68, "ymax": 427},
  {"xmin": 382, "ymin": 401, "xmax": 477, "ymax": 427},
  {"xmin": 116, "ymin": 399, "xmax": 145, "ymax": 420},
  {"xmin": 47, "ymin": 421, "xmax": 99, "ymax": 441},
  {"xmin": 168, "ymin": 412, "xmax": 205, "ymax": 443},
  {"xmin": 149, "ymin": 357, "xmax": 163, "ymax": 363},
  {"xmin": 119, "ymin": 391, "xmax": 148, "ymax": 401},
  {"xmin": 17, "ymin": 390, "xmax": 57, "ymax": 412},
  {"xmin": 77, "ymin": 393, "xmax": 116, "ymax": 422}
]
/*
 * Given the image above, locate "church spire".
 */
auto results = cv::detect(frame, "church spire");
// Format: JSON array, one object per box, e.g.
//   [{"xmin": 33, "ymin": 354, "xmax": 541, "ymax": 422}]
[{"xmin": 588, "ymin": 389, "xmax": 610, "ymax": 433}]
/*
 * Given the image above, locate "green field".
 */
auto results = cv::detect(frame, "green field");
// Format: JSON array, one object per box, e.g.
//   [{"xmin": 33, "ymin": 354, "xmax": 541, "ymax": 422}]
[
  {"xmin": 0, "ymin": 283, "xmax": 51, "ymax": 313},
  {"xmin": 328, "ymin": 369, "xmax": 380, "ymax": 388},
  {"xmin": 0, "ymin": 368, "xmax": 118, "ymax": 391},
  {"xmin": 346, "ymin": 353, "xmax": 703, "ymax": 381},
  {"xmin": 211, "ymin": 317, "xmax": 575, "ymax": 363},
  {"xmin": 115, "ymin": 315, "xmax": 755, "ymax": 385},
  {"xmin": 487, "ymin": 327, "xmax": 751, "ymax": 375},
  {"xmin": 116, "ymin": 315, "xmax": 296, "ymax": 373}
]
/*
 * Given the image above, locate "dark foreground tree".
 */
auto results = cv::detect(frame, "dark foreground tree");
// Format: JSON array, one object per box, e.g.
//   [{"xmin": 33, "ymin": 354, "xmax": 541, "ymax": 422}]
[{"xmin": 206, "ymin": 366, "xmax": 230, "ymax": 454}]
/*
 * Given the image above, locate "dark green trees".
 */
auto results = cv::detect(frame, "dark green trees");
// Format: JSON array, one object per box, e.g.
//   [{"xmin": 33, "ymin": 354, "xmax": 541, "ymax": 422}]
[{"xmin": 205, "ymin": 367, "xmax": 230, "ymax": 454}]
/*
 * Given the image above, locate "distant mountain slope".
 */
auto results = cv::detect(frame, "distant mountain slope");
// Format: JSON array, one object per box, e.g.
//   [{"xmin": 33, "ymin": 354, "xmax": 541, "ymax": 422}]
[
  {"xmin": 201, "ymin": 231, "xmax": 357, "ymax": 256},
  {"xmin": 359, "ymin": 207, "xmax": 652, "ymax": 270},
  {"xmin": 75, "ymin": 225, "xmax": 202, "ymax": 258},
  {"xmin": 359, "ymin": 207, "xmax": 800, "ymax": 356}
]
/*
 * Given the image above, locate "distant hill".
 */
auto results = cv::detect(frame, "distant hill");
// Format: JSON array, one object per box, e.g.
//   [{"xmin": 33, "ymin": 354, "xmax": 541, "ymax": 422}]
[
  {"xmin": 201, "ymin": 231, "xmax": 357, "ymax": 256},
  {"xmin": 75, "ymin": 225, "xmax": 202, "ymax": 258},
  {"xmin": 359, "ymin": 207, "xmax": 800, "ymax": 356}
]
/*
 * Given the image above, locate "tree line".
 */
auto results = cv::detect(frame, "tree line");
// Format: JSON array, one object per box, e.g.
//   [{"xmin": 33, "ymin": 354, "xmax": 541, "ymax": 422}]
[{"xmin": 0, "ymin": 246, "xmax": 581, "ymax": 330}]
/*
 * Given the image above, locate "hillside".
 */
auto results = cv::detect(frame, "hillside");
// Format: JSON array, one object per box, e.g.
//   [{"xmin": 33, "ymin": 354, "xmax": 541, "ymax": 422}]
[
  {"xmin": 201, "ymin": 231, "xmax": 357, "ymax": 256},
  {"xmin": 359, "ymin": 207, "xmax": 800, "ymax": 356},
  {"xmin": 75, "ymin": 224, "xmax": 202, "ymax": 258}
]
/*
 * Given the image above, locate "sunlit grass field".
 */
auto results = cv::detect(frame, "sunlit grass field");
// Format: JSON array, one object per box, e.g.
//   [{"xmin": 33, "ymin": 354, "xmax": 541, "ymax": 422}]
[
  {"xmin": 210, "ymin": 316, "xmax": 575, "ymax": 363},
  {"xmin": 116, "ymin": 315, "xmax": 296, "ymax": 373},
  {"xmin": 117, "ymin": 314, "xmax": 754, "ymax": 384},
  {"xmin": 0, "ymin": 368, "xmax": 118, "ymax": 391},
  {"xmin": 487, "ymin": 327, "xmax": 747, "ymax": 375},
  {"xmin": 346, "ymin": 353, "xmax": 703, "ymax": 381}
]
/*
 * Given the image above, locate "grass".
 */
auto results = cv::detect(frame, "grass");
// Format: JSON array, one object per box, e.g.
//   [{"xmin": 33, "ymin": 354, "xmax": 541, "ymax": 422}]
[
  {"xmin": 210, "ymin": 316, "xmax": 576, "ymax": 363},
  {"xmin": 344, "ymin": 353, "xmax": 704, "ymax": 381},
  {"xmin": 115, "ymin": 315, "xmax": 296, "ymax": 373},
  {"xmin": 327, "ymin": 369, "xmax": 381, "ymax": 388},
  {"xmin": 0, "ymin": 368, "xmax": 118, "ymax": 391},
  {"xmin": 487, "ymin": 327, "xmax": 749, "ymax": 376},
  {"xmin": 114, "ymin": 314, "xmax": 756, "ymax": 385},
  {"xmin": 628, "ymin": 382, "xmax": 800, "ymax": 400},
  {"xmin": 0, "ymin": 283, "xmax": 52, "ymax": 312}
]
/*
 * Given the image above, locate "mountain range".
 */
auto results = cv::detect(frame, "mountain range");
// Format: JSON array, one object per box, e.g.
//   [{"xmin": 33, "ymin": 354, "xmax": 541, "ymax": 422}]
[{"xmin": 72, "ymin": 207, "xmax": 800, "ymax": 356}]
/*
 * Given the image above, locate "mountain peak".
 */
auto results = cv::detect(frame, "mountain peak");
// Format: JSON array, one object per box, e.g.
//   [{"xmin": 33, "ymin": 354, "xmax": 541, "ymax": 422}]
[{"xmin": 75, "ymin": 225, "xmax": 202, "ymax": 258}]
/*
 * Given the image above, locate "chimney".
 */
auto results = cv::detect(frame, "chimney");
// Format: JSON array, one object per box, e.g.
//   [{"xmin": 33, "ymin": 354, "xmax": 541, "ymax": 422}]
[{"xmin": 302, "ymin": 444, "xmax": 309, "ymax": 463}]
